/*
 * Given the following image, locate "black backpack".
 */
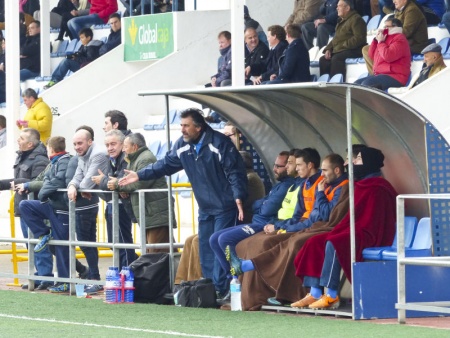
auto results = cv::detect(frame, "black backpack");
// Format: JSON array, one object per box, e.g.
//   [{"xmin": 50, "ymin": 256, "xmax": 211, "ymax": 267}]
[
  {"xmin": 176, "ymin": 278, "xmax": 217, "ymax": 308},
  {"xmin": 129, "ymin": 253, "xmax": 171, "ymax": 304}
]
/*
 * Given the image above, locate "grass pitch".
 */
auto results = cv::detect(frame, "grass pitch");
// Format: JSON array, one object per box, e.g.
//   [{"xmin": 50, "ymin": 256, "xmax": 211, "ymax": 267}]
[{"xmin": 0, "ymin": 290, "xmax": 448, "ymax": 337}]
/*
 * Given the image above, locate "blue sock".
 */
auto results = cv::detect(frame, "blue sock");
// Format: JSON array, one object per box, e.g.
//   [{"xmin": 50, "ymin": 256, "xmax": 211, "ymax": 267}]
[
  {"xmin": 310, "ymin": 286, "xmax": 322, "ymax": 299},
  {"xmin": 241, "ymin": 260, "xmax": 254, "ymax": 272},
  {"xmin": 327, "ymin": 288, "xmax": 338, "ymax": 299}
]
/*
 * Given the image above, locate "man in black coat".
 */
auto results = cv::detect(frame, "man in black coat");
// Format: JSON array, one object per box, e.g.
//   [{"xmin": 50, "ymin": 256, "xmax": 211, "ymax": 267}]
[
  {"xmin": 20, "ymin": 20, "xmax": 41, "ymax": 81},
  {"xmin": 263, "ymin": 24, "xmax": 311, "ymax": 84},
  {"xmin": 244, "ymin": 27, "xmax": 269, "ymax": 85},
  {"xmin": 99, "ymin": 13, "xmax": 122, "ymax": 56}
]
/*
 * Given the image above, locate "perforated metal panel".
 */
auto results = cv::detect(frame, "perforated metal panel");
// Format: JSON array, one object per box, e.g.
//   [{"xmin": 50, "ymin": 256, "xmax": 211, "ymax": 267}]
[
  {"xmin": 239, "ymin": 134, "xmax": 272, "ymax": 194},
  {"xmin": 426, "ymin": 123, "xmax": 450, "ymax": 256}
]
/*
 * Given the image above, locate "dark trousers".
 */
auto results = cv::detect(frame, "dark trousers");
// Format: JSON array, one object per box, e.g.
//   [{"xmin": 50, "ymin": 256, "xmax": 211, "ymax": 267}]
[
  {"xmin": 105, "ymin": 203, "xmax": 137, "ymax": 270},
  {"xmin": 319, "ymin": 48, "xmax": 363, "ymax": 80},
  {"xmin": 76, "ymin": 206, "xmax": 100, "ymax": 280},
  {"xmin": 301, "ymin": 22, "xmax": 335, "ymax": 50},
  {"xmin": 198, "ymin": 208, "xmax": 237, "ymax": 296}
]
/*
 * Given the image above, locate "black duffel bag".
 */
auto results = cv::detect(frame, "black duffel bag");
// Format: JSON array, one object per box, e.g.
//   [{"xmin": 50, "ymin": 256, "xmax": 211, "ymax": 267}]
[
  {"xmin": 176, "ymin": 278, "xmax": 217, "ymax": 308},
  {"xmin": 129, "ymin": 253, "xmax": 171, "ymax": 304}
]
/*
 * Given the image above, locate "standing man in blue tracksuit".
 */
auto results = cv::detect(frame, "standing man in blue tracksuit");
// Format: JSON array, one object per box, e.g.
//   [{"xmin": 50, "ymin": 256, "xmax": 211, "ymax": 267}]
[{"xmin": 119, "ymin": 108, "xmax": 248, "ymax": 298}]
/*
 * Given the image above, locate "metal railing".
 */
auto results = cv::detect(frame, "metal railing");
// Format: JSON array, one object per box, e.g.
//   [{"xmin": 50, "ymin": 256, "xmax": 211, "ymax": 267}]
[
  {"xmin": 0, "ymin": 184, "xmax": 195, "ymax": 295},
  {"xmin": 396, "ymin": 193, "xmax": 450, "ymax": 323}
]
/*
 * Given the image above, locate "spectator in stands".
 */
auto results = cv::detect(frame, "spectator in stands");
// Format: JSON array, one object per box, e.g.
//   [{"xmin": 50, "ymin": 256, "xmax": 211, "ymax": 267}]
[
  {"xmin": 119, "ymin": 108, "xmax": 248, "ymax": 300},
  {"xmin": 19, "ymin": 136, "xmax": 73, "ymax": 293},
  {"xmin": 229, "ymin": 153, "xmax": 349, "ymax": 310},
  {"xmin": 263, "ymin": 24, "xmax": 311, "ymax": 84},
  {"xmin": 20, "ymin": 20, "xmax": 41, "ymax": 82},
  {"xmin": 240, "ymin": 151, "xmax": 266, "ymax": 224},
  {"xmin": 0, "ymin": 128, "xmax": 52, "ymax": 290},
  {"xmin": 365, "ymin": 1, "xmax": 428, "ymax": 74},
  {"xmin": 19, "ymin": 13, "xmax": 27, "ymax": 47},
  {"xmin": 56, "ymin": 0, "xmax": 91, "ymax": 41},
  {"xmin": 0, "ymin": 114, "xmax": 5, "ymax": 148},
  {"xmin": 286, "ymin": 0, "xmax": 323, "ymax": 29},
  {"xmin": 251, "ymin": 25, "xmax": 288, "ymax": 85},
  {"xmin": 301, "ymin": 0, "xmax": 339, "ymax": 50},
  {"xmin": 99, "ymin": 12, "xmax": 121, "ymax": 55},
  {"xmin": 67, "ymin": 127, "xmax": 109, "ymax": 294},
  {"xmin": 21, "ymin": 0, "xmax": 40, "ymax": 26},
  {"xmin": 67, "ymin": 0, "xmax": 118, "ymax": 39},
  {"xmin": 244, "ymin": 5, "xmax": 268, "ymax": 47},
  {"xmin": 91, "ymin": 130, "xmax": 137, "ymax": 269},
  {"xmin": 209, "ymin": 150, "xmax": 298, "ymax": 290},
  {"xmin": 292, "ymin": 147, "xmax": 396, "ymax": 310},
  {"xmin": 206, "ymin": 31, "xmax": 232, "ymax": 87},
  {"xmin": 17, "ymin": 89, "xmax": 52, "ymax": 144},
  {"xmin": 108, "ymin": 132, "xmax": 176, "ymax": 253},
  {"xmin": 44, "ymin": 27, "xmax": 103, "ymax": 89},
  {"xmin": 244, "ymin": 27, "xmax": 269, "ymax": 85},
  {"xmin": 388, "ymin": 42, "xmax": 447, "ymax": 93},
  {"xmin": 319, "ymin": 0, "xmax": 367, "ymax": 80},
  {"xmin": 355, "ymin": 18, "xmax": 411, "ymax": 90}
]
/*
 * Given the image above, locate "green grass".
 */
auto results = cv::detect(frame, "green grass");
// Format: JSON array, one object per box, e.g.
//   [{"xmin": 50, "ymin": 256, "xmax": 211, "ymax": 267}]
[{"xmin": 0, "ymin": 290, "xmax": 448, "ymax": 337}]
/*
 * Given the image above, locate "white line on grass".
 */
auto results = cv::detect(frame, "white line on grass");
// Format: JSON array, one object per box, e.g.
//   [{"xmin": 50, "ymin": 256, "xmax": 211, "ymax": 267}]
[{"xmin": 0, "ymin": 313, "xmax": 229, "ymax": 338}]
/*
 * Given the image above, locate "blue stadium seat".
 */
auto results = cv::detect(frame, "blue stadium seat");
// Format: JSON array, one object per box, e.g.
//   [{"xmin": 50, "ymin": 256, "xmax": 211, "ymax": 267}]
[
  {"xmin": 64, "ymin": 39, "xmax": 79, "ymax": 56},
  {"xmin": 151, "ymin": 109, "xmax": 178, "ymax": 130},
  {"xmin": 366, "ymin": 15, "xmax": 381, "ymax": 31},
  {"xmin": 345, "ymin": 58, "xmax": 359, "ymax": 64},
  {"xmin": 148, "ymin": 140, "xmax": 161, "ymax": 156},
  {"xmin": 329, "ymin": 74, "xmax": 343, "ymax": 83},
  {"xmin": 362, "ymin": 216, "xmax": 418, "ymax": 260},
  {"xmin": 317, "ymin": 74, "xmax": 330, "ymax": 82},
  {"xmin": 357, "ymin": 72, "xmax": 369, "ymax": 80},
  {"xmin": 156, "ymin": 141, "xmax": 172, "ymax": 160},
  {"xmin": 381, "ymin": 217, "xmax": 432, "ymax": 260},
  {"xmin": 51, "ymin": 40, "xmax": 68, "ymax": 57},
  {"xmin": 438, "ymin": 37, "xmax": 450, "ymax": 54},
  {"xmin": 311, "ymin": 74, "xmax": 318, "ymax": 82},
  {"xmin": 362, "ymin": 15, "xmax": 369, "ymax": 24}
]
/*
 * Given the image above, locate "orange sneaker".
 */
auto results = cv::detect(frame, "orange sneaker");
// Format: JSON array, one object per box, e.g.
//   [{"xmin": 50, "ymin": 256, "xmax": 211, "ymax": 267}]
[
  {"xmin": 308, "ymin": 294, "xmax": 340, "ymax": 310},
  {"xmin": 291, "ymin": 293, "xmax": 318, "ymax": 308}
]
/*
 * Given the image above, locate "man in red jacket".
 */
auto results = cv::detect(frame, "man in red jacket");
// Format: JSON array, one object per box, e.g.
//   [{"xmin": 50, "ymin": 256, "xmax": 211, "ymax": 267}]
[
  {"xmin": 355, "ymin": 17, "xmax": 411, "ymax": 90},
  {"xmin": 67, "ymin": 0, "xmax": 117, "ymax": 38},
  {"xmin": 292, "ymin": 147, "xmax": 397, "ymax": 310}
]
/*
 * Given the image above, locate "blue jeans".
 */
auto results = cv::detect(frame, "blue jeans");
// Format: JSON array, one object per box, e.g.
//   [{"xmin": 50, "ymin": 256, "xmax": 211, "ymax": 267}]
[
  {"xmin": 355, "ymin": 74, "xmax": 404, "ymax": 91},
  {"xmin": 209, "ymin": 222, "xmax": 265, "ymax": 275},
  {"xmin": 67, "ymin": 14, "xmax": 104, "ymax": 38},
  {"xmin": 443, "ymin": 12, "xmax": 450, "ymax": 35},
  {"xmin": 19, "ymin": 216, "xmax": 53, "ymax": 281},
  {"xmin": 198, "ymin": 208, "xmax": 237, "ymax": 296},
  {"xmin": 20, "ymin": 201, "xmax": 70, "ymax": 279},
  {"xmin": 303, "ymin": 241, "xmax": 341, "ymax": 291},
  {"xmin": 20, "ymin": 69, "xmax": 39, "ymax": 82},
  {"xmin": 106, "ymin": 203, "xmax": 137, "ymax": 270},
  {"xmin": 52, "ymin": 59, "xmax": 81, "ymax": 82},
  {"xmin": 76, "ymin": 207, "xmax": 100, "ymax": 280}
]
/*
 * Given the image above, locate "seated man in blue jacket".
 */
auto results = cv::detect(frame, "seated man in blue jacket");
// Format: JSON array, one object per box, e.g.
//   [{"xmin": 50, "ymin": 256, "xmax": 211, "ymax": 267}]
[
  {"xmin": 262, "ymin": 24, "xmax": 311, "ymax": 84},
  {"xmin": 209, "ymin": 149, "xmax": 300, "ymax": 292},
  {"xmin": 99, "ymin": 13, "xmax": 121, "ymax": 56}
]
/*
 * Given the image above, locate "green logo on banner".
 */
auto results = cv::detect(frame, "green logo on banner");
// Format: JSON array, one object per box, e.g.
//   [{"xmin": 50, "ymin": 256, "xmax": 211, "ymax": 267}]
[{"xmin": 124, "ymin": 13, "xmax": 174, "ymax": 62}]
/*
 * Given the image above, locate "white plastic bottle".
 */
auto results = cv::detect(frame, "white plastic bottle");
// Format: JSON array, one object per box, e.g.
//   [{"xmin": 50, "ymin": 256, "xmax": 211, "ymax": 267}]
[{"xmin": 230, "ymin": 276, "xmax": 242, "ymax": 311}]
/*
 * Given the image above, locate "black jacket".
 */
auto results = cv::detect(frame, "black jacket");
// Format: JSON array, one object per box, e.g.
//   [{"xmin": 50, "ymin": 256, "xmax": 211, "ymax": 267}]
[
  {"xmin": 99, "ymin": 29, "xmax": 121, "ymax": 56},
  {"xmin": 260, "ymin": 40, "xmax": 288, "ymax": 81},
  {"xmin": 72, "ymin": 40, "xmax": 103, "ymax": 67},
  {"xmin": 20, "ymin": 33, "xmax": 40, "ymax": 73},
  {"xmin": 245, "ymin": 42, "xmax": 269, "ymax": 77},
  {"xmin": 0, "ymin": 143, "xmax": 49, "ymax": 216},
  {"xmin": 277, "ymin": 38, "xmax": 311, "ymax": 83}
]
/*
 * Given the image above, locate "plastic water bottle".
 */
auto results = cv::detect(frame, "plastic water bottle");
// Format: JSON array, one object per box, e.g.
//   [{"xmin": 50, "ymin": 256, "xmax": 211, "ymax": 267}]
[
  {"xmin": 112, "ymin": 267, "xmax": 121, "ymax": 302},
  {"xmin": 105, "ymin": 267, "xmax": 116, "ymax": 303},
  {"xmin": 120, "ymin": 266, "xmax": 134, "ymax": 303},
  {"xmin": 230, "ymin": 276, "xmax": 242, "ymax": 311}
]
